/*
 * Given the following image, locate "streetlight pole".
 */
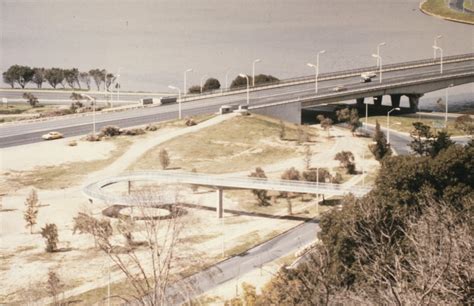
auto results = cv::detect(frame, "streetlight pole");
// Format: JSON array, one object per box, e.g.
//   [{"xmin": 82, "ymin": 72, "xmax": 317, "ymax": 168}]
[
  {"xmin": 445, "ymin": 83, "xmax": 453, "ymax": 124},
  {"xmin": 432, "ymin": 46, "xmax": 443, "ymax": 74},
  {"xmin": 183, "ymin": 68, "xmax": 193, "ymax": 97},
  {"xmin": 307, "ymin": 63, "xmax": 317, "ymax": 93},
  {"xmin": 116, "ymin": 67, "xmax": 122, "ymax": 106},
  {"xmin": 200, "ymin": 74, "xmax": 208, "ymax": 94},
  {"xmin": 168, "ymin": 85, "xmax": 182, "ymax": 119},
  {"xmin": 372, "ymin": 54, "xmax": 383, "ymax": 83},
  {"xmin": 386, "ymin": 107, "xmax": 400, "ymax": 145},
  {"xmin": 376, "ymin": 42, "xmax": 386, "ymax": 67},
  {"xmin": 239, "ymin": 74, "xmax": 250, "ymax": 105},
  {"xmin": 252, "ymin": 59, "xmax": 261, "ymax": 87},
  {"xmin": 316, "ymin": 50, "xmax": 326, "ymax": 90},
  {"xmin": 433, "ymin": 35, "xmax": 442, "ymax": 59},
  {"xmin": 80, "ymin": 94, "xmax": 96, "ymax": 136},
  {"xmin": 225, "ymin": 69, "xmax": 231, "ymax": 90}
]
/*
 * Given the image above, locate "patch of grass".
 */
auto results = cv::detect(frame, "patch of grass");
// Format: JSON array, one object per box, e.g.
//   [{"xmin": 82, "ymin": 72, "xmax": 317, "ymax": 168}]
[
  {"xmin": 366, "ymin": 115, "xmax": 468, "ymax": 136},
  {"xmin": 421, "ymin": 0, "xmax": 474, "ymax": 23},
  {"xmin": 8, "ymin": 138, "xmax": 132, "ymax": 189},
  {"xmin": 129, "ymin": 114, "xmax": 305, "ymax": 174},
  {"xmin": 465, "ymin": 0, "xmax": 474, "ymax": 11},
  {"xmin": 0, "ymin": 104, "xmax": 32, "ymax": 114},
  {"xmin": 178, "ymin": 233, "xmax": 220, "ymax": 244},
  {"xmin": 225, "ymin": 230, "xmax": 262, "ymax": 256}
]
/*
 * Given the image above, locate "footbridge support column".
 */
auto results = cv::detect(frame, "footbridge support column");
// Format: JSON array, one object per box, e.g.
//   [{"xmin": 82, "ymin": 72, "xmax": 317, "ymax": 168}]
[
  {"xmin": 408, "ymin": 94, "xmax": 423, "ymax": 112},
  {"xmin": 216, "ymin": 188, "xmax": 223, "ymax": 218},
  {"xmin": 373, "ymin": 96, "xmax": 383, "ymax": 106},
  {"xmin": 390, "ymin": 94, "xmax": 401, "ymax": 108}
]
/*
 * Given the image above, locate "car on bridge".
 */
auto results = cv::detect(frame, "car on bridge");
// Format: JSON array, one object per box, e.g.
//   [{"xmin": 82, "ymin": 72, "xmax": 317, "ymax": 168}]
[
  {"xmin": 42, "ymin": 131, "xmax": 64, "ymax": 140},
  {"xmin": 360, "ymin": 71, "xmax": 377, "ymax": 82},
  {"xmin": 332, "ymin": 85, "xmax": 347, "ymax": 92}
]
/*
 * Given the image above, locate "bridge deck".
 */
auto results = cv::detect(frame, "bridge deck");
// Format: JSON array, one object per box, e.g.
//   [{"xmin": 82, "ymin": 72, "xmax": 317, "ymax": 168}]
[{"xmin": 83, "ymin": 171, "xmax": 371, "ymax": 204}]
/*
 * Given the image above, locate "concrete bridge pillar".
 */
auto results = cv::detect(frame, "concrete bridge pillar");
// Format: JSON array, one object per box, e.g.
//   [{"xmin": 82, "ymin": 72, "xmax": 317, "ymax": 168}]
[
  {"xmin": 390, "ymin": 94, "xmax": 402, "ymax": 108},
  {"xmin": 356, "ymin": 97, "xmax": 365, "ymax": 106},
  {"xmin": 373, "ymin": 96, "xmax": 383, "ymax": 106},
  {"xmin": 216, "ymin": 188, "xmax": 223, "ymax": 218},
  {"xmin": 408, "ymin": 94, "xmax": 423, "ymax": 112}
]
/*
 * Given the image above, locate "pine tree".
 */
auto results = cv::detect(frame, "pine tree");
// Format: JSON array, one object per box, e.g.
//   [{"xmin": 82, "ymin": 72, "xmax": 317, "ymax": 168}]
[
  {"xmin": 24, "ymin": 189, "xmax": 39, "ymax": 234},
  {"xmin": 370, "ymin": 120, "xmax": 391, "ymax": 160}
]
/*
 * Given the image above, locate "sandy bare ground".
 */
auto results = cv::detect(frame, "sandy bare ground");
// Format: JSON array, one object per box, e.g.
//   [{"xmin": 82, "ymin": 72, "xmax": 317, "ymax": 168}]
[{"xmin": 0, "ymin": 115, "xmax": 378, "ymax": 305}]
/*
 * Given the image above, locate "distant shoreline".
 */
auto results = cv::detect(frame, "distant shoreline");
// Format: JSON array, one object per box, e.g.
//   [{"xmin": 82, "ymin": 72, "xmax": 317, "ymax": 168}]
[{"xmin": 420, "ymin": 0, "xmax": 474, "ymax": 25}]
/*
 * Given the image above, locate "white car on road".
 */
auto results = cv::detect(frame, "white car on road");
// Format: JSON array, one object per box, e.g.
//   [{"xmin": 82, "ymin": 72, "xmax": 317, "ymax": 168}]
[{"xmin": 42, "ymin": 131, "xmax": 64, "ymax": 140}]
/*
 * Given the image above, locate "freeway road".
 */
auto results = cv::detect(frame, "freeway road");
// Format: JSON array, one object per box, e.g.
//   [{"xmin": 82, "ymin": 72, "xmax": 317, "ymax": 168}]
[{"xmin": 1, "ymin": 56, "xmax": 473, "ymax": 148}]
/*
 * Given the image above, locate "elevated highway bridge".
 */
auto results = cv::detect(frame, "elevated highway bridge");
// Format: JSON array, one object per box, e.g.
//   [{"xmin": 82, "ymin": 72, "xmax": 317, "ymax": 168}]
[{"xmin": 1, "ymin": 53, "xmax": 472, "ymax": 148}]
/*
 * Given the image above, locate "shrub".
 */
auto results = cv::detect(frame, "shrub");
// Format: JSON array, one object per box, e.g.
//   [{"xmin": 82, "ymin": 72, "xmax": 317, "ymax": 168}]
[
  {"xmin": 101, "ymin": 125, "xmax": 121, "ymax": 137},
  {"xmin": 230, "ymin": 75, "xmax": 249, "ymax": 89},
  {"xmin": 122, "ymin": 128, "xmax": 145, "ymax": 136},
  {"xmin": 145, "ymin": 124, "xmax": 159, "ymax": 131},
  {"xmin": 41, "ymin": 223, "xmax": 59, "ymax": 252},
  {"xmin": 254, "ymin": 74, "xmax": 279, "ymax": 85},
  {"xmin": 185, "ymin": 117, "xmax": 197, "ymax": 126},
  {"xmin": 188, "ymin": 85, "xmax": 201, "ymax": 94},
  {"xmin": 202, "ymin": 78, "xmax": 221, "ymax": 91},
  {"xmin": 85, "ymin": 133, "xmax": 101, "ymax": 142},
  {"xmin": 159, "ymin": 149, "xmax": 170, "ymax": 170},
  {"xmin": 22, "ymin": 92, "xmax": 39, "ymax": 107},
  {"xmin": 68, "ymin": 140, "xmax": 78, "ymax": 147}
]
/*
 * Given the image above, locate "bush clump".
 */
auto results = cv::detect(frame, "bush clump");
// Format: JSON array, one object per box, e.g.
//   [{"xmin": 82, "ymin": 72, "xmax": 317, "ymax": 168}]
[
  {"xmin": 85, "ymin": 134, "xmax": 101, "ymax": 142},
  {"xmin": 145, "ymin": 124, "xmax": 159, "ymax": 131},
  {"xmin": 188, "ymin": 85, "xmax": 201, "ymax": 94},
  {"xmin": 122, "ymin": 128, "xmax": 146, "ymax": 136},
  {"xmin": 101, "ymin": 125, "xmax": 121, "ymax": 137},
  {"xmin": 185, "ymin": 117, "xmax": 197, "ymax": 126}
]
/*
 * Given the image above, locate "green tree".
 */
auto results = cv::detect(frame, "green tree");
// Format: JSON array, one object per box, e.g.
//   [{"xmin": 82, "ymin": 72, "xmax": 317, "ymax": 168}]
[
  {"xmin": 89, "ymin": 69, "xmax": 105, "ymax": 90},
  {"xmin": 410, "ymin": 122, "xmax": 454, "ymax": 157},
  {"xmin": 3, "ymin": 65, "xmax": 34, "ymax": 88},
  {"xmin": 64, "ymin": 68, "xmax": 79, "ymax": 89},
  {"xmin": 2, "ymin": 71, "xmax": 15, "ymax": 88},
  {"xmin": 249, "ymin": 167, "xmax": 270, "ymax": 206},
  {"xmin": 105, "ymin": 73, "xmax": 115, "ymax": 91},
  {"xmin": 202, "ymin": 78, "xmax": 221, "ymax": 91},
  {"xmin": 334, "ymin": 151, "xmax": 356, "ymax": 174},
  {"xmin": 369, "ymin": 120, "xmax": 391, "ymax": 160},
  {"xmin": 79, "ymin": 71, "xmax": 91, "ymax": 90},
  {"xmin": 41, "ymin": 223, "xmax": 59, "ymax": 252},
  {"xmin": 32, "ymin": 67, "xmax": 46, "ymax": 88},
  {"xmin": 45, "ymin": 68, "xmax": 65, "ymax": 89},
  {"xmin": 230, "ymin": 75, "xmax": 249, "ymax": 89},
  {"xmin": 317, "ymin": 114, "xmax": 333, "ymax": 138}
]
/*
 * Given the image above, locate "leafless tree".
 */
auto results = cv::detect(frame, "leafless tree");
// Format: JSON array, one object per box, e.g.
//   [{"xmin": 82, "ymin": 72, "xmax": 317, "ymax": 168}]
[
  {"xmin": 45, "ymin": 270, "xmax": 64, "ymax": 306},
  {"xmin": 85, "ymin": 188, "xmax": 190, "ymax": 305},
  {"xmin": 303, "ymin": 145, "xmax": 312, "ymax": 170},
  {"xmin": 348, "ymin": 197, "xmax": 474, "ymax": 305}
]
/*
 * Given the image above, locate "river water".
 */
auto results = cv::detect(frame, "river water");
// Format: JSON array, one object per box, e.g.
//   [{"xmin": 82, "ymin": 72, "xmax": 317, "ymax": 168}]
[{"xmin": 1, "ymin": 0, "xmax": 473, "ymax": 110}]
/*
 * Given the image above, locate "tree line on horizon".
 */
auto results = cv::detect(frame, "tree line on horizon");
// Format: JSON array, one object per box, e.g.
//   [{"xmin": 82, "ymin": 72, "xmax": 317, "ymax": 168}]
[{"xmin": 2, "ymin": 65, "xmax": 118, "ymax": 91}]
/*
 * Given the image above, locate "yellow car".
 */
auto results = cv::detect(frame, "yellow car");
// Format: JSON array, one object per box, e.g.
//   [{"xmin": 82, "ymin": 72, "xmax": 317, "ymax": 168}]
[{"xmin": 42, "ymin": 131, "xmax": 64, "ymax": 140}]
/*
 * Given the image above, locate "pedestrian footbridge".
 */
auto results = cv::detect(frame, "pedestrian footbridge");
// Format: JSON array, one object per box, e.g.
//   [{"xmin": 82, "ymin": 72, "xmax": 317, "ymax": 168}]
[{"xmin": 83, "ymin": 171, "xmax": 371, "ymax": 218}]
